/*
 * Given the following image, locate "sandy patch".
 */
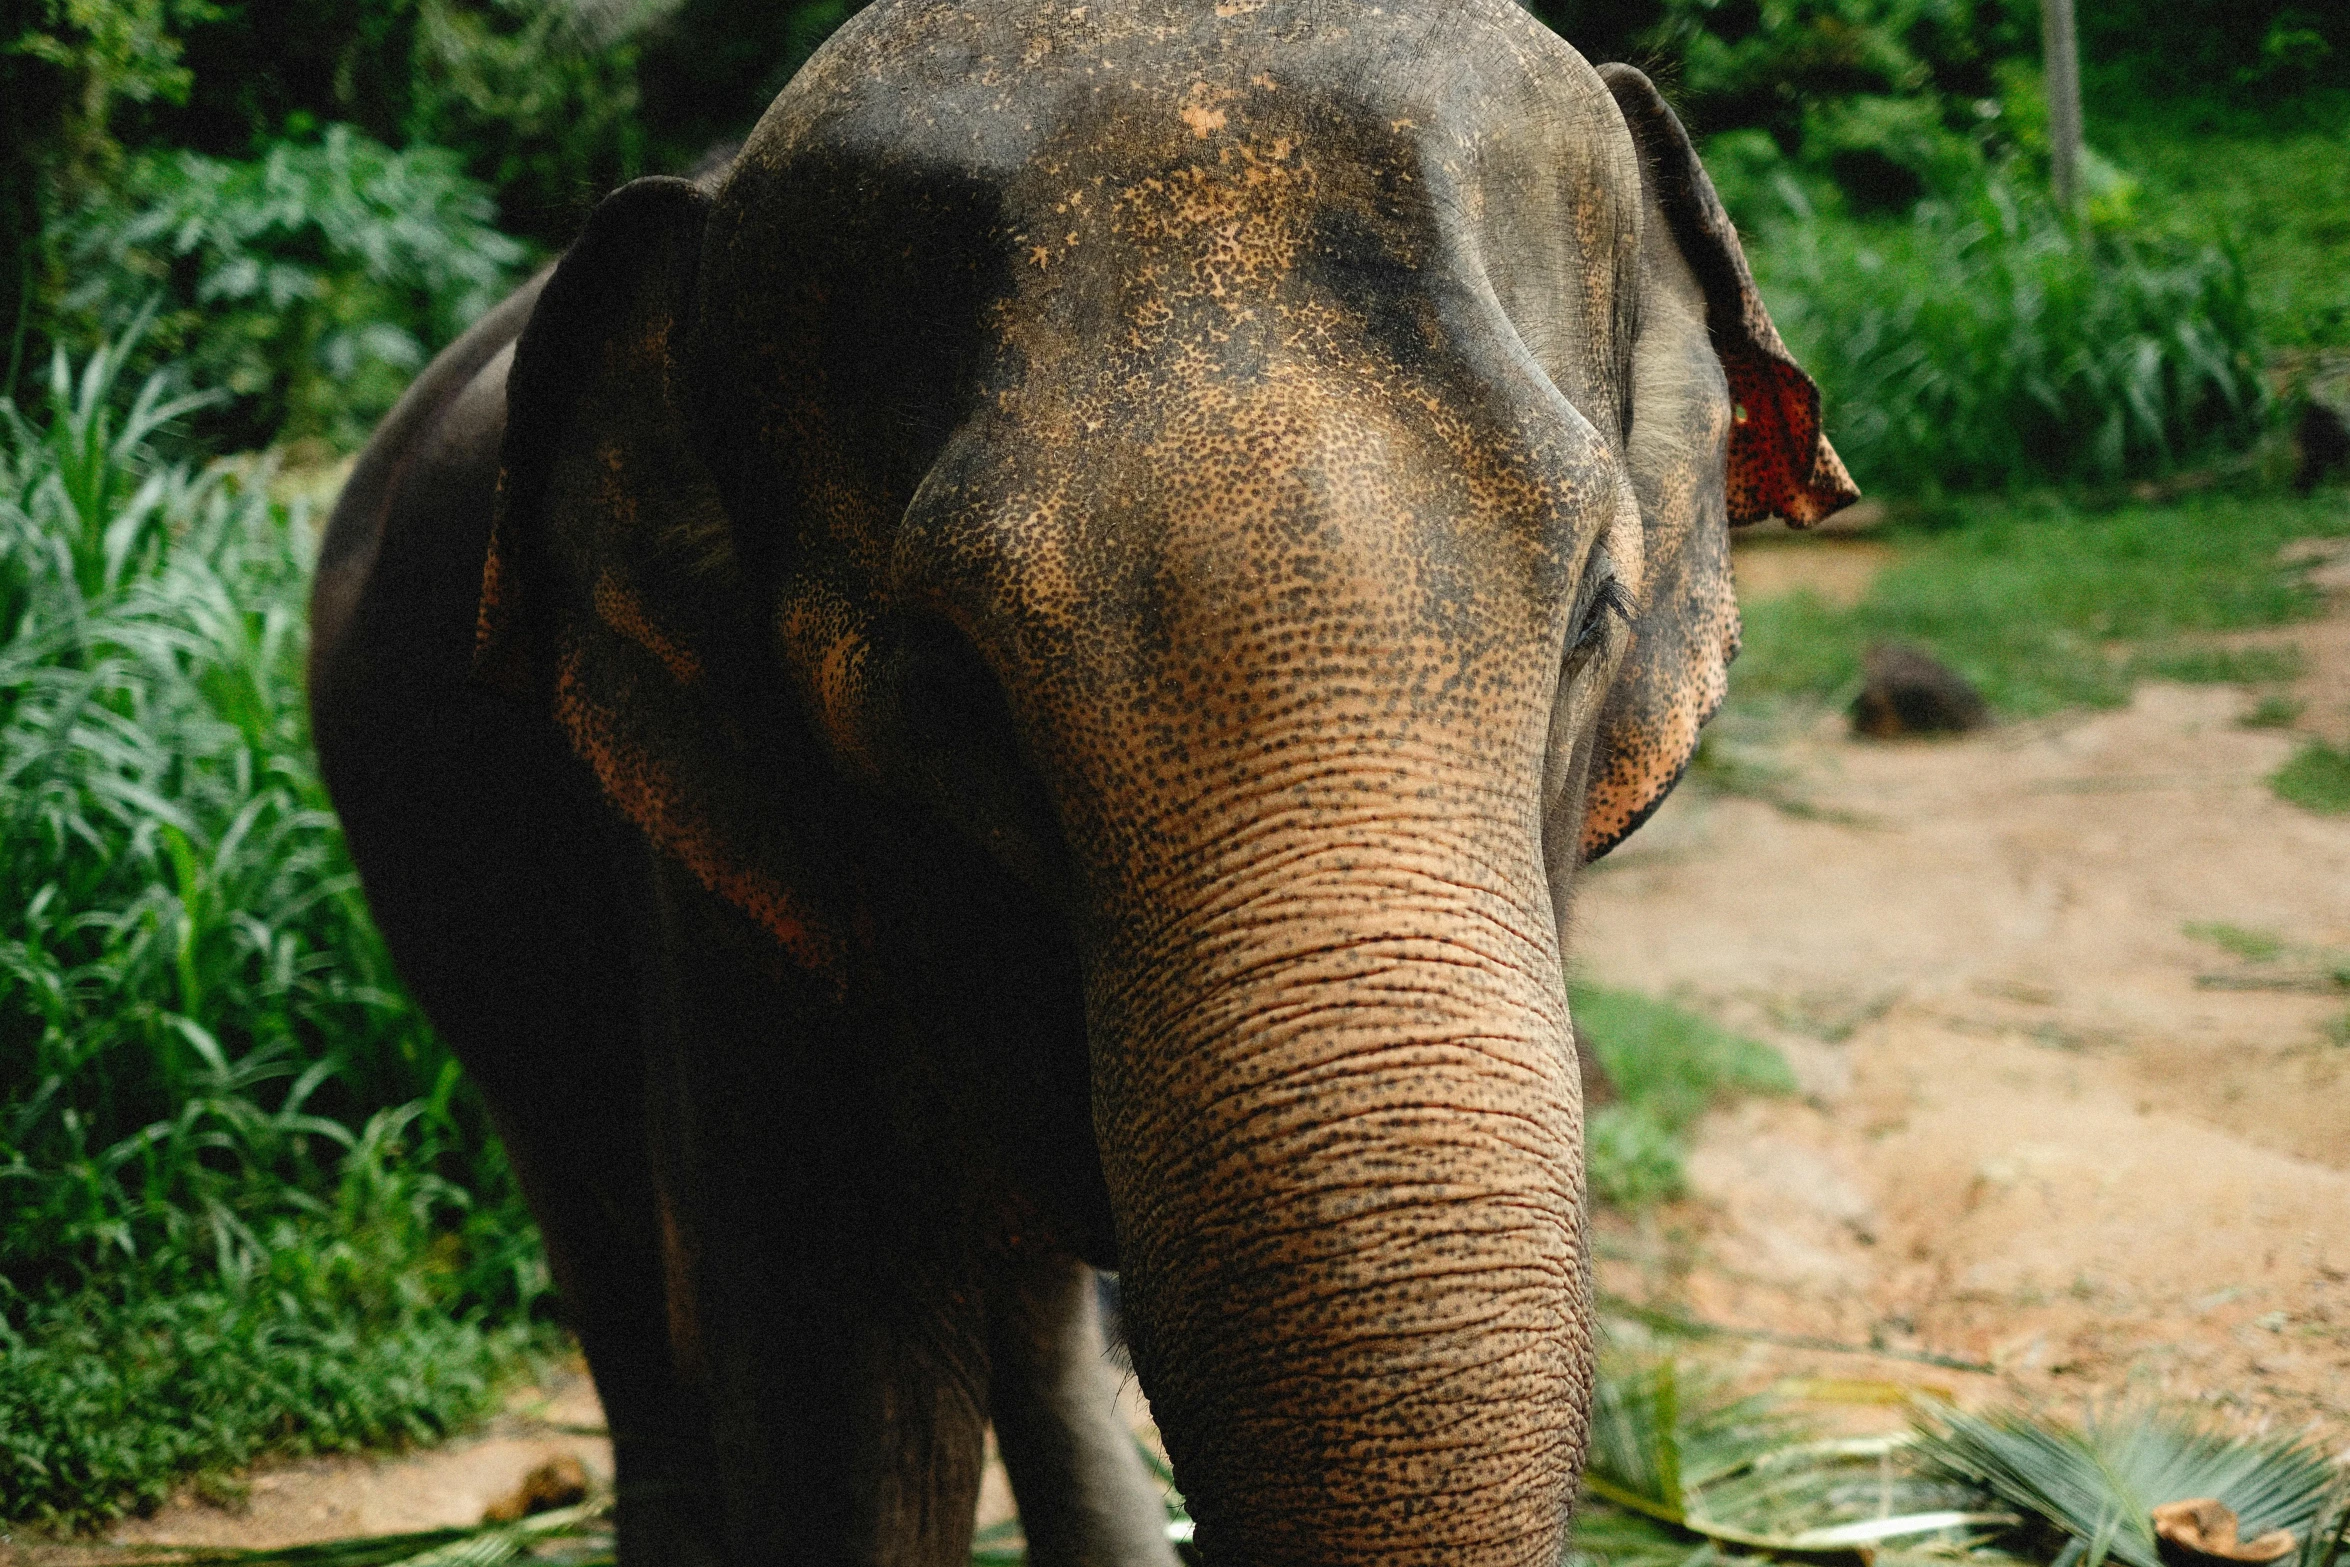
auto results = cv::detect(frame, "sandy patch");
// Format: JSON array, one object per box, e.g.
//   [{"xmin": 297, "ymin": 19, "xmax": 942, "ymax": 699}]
[{"xmin": 1580, "ymin": 676, "xmax": 2350, "ymax": 1429}]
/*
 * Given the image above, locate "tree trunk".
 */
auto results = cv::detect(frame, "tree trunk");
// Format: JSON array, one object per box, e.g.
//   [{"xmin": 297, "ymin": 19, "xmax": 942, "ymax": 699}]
[{"xmin": 2041, "ymin": 0, "xmax": 2084, "ymax": 217}]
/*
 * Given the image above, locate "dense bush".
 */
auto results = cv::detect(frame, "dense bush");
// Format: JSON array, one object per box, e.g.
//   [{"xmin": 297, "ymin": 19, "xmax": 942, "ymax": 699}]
[
  {"xmin": 0, "ymin": 339, "xmax": 544, "ymax": 1523},
  {"xmin": 1748, "ymin": 173, "xmax": 2265, "ymax": 492},
  {"xmin": 50, "ymin": 125, "xmax": 524, "ymax": 450}
]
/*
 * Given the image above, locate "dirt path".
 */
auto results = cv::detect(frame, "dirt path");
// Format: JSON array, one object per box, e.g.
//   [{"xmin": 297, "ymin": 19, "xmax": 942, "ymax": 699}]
[
  {"xmin": 23, "ymin": 537, "xmax": 2348, "ymax": 1556},
  {"xmin": 1580, "ymin": 534, "xmax": 2350, "ymax": 1430}
]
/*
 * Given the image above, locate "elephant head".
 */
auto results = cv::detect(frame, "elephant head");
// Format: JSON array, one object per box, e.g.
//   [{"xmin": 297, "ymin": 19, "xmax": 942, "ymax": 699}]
[{"xmin": 475, "ymin": 1, "xmax": 1852, "ymax": 1560}]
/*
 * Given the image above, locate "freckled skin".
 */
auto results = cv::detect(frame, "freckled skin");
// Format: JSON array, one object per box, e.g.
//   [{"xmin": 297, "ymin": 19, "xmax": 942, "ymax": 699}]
[{"xmin": 309, "ymin": 3, "xmax": 1852, "ymax": 1565}]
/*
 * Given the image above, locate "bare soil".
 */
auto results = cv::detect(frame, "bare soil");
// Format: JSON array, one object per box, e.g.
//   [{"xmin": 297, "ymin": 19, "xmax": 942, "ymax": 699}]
[
  {"xmin": 1580, "ymin": 532, "xmax": 2350, "ymax": 1433},
  {"xmin": 17, "ymin": 535, "xmax": 2347, "ymax": 1558}
]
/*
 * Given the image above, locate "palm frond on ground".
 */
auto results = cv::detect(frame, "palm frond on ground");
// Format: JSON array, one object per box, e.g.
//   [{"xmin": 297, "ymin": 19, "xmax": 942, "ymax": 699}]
[
  {"xmin": 1914, "ymin": 1403, "xmax": 2348, "ymax": 1567},
  {"xmin": 82, "ymin": 1500, "xmax": 613, "ymax": 1567},
  {"xmin": 1573, "ymin": 1354, "xmax": 2015, "ymax": 1567}
]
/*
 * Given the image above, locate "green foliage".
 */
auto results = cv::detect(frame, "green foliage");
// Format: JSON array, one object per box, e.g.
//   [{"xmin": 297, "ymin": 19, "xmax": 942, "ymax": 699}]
[
  {"xmin": 66, "ymin": 0, "xmax": 653, "ymax": 248},
  {"xmin": 1574, "ymin": 985, "xmax": 1794, "ymax": 1207},
  {"xmin": 2271, "ymin": 740, "xmax": 2350, "ymax": 816},
  {"xmin": 50, "ymin": 123, "xmax": 523, "ymax": 448},
  {"xmin": 1, "ymin": 337, "xmax": 543, "ymax": 1525},
  {"xmin": 1750, "ymin": 173, "xmax": 2266, "ymax": 493},
  {"xmin": 2079, "ymin": 0, "xmax": 2350, "ymax": 105},
  {"xmin": 0, "ymin": 1158, "xmax": 536, "ymax": 1528},
  {"xmin": 1728, "ymin": 491, "xmax": 2350, "ymax": 718},
  {"xmin": 403, "ymin": 0, "xmax": 650, "ymax": 242},
  {"xmin": 634, "ymin": 0, "xmax": 868, "ymax": 174},
  {"xmin": 1583, "ymin": 1357, "xmax": 1807, "ymax": 1531},
  {"xmin": 1, "ymin": 0, "xmax": 214, "ymax": 345},
  {"xmin": 3, "ymin": 0, "xmax": 212, "ymax": 195},
  {"xmin": 1915, "ymin": 1403, "xmax": 2344, "ymax": 1567},
  {"xmin": 1661, "ymin": 0, "xmax": 2025, "ymax": 205},
  {"xmin": 2102, "ymin": 110, "xmax": 2350, "ymax": 352},
  {"xmin": 2, "ymin": 319, "xmax": 220, "ymax": 606}
]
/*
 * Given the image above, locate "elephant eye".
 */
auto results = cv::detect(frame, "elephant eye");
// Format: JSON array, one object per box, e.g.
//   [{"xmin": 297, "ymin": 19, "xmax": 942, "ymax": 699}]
[{"xmin": 1574, "ymin": 576, "xmax": 1633, "ymax": 656}]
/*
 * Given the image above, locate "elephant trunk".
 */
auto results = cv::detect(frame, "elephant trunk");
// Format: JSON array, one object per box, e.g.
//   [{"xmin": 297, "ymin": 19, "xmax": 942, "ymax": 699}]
[
  {"xmin": 1086, "ymin": 764, "xmax": 1592, "ymax": 1567},
  {"xmin": 886, "ymin": 364, "xmax": 1611, "ymax": 1564}
]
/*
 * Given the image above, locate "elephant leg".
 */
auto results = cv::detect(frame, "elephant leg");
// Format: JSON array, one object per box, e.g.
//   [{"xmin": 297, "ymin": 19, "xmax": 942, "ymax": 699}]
[
  {"xmin": 483, "ymin": 1053, "xmax": 724, "ymax": 1567},
  {"xmin": 987, "ymin": 1253, "xmax": 1181, "ymax": 1567},
  {"xmin": 636, "ymin": 865, "xmax": 994, "ymax": 1566},
  {"xmin": 317, "ymin": 704, "xmax": 725, "ymax": 1564}
]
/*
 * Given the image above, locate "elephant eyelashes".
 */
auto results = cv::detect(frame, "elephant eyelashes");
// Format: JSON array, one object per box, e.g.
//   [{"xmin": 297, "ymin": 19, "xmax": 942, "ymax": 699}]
[{"xmin": 1573, "ymin": 576, "xmax": 1633, "ymax": 657}]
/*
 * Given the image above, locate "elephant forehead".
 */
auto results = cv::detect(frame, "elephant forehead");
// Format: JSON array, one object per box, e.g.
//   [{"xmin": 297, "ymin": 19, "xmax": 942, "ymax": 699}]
[
  {"xmin": 740, "ymin": 0, "xmax": 1625, "ymax": 191},
  {"xmin": 694, "ymin": 0, "xmax": 1642, "ymax": 469}
]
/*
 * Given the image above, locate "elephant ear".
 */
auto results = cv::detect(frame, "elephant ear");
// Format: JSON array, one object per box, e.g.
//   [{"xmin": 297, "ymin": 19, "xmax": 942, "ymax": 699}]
[
  {"xmin": 477, "ymin": 176, "xmax": 845, "ymax": 984},
  {"xmin": 1578, "ymin": 66, "xmax": 1859, "ymax": 862},
  {"xmin": 1599, "ymin": 65, "xmax": 1859, "ymax": 526}
]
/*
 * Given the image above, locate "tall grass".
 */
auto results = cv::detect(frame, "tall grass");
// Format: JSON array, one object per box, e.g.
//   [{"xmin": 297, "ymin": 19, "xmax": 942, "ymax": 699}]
[
  {"xmin": 1753, "ymin": 174, "xmax": 2267, "ymax": 493},
  {"xmin": 0, "ymin": 337, "xmax": 544, "ymax": 1528}
]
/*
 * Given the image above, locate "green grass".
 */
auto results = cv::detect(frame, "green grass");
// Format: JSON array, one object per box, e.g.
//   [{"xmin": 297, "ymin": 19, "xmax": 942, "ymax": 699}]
[
  {"xmin": 1573, "ymin": 986, "xmax": 1796, "ymax": 1208},
  {"xmin": 2271, "ymin": 741, "xmax": 2350, "ymax": 816},
  {"xmin": 1728, "ymin": 491, "xmax": 2350, "ymax": 719},
  {"xmin": 2185, "ymin": 922, "xmax": 2290, "ymax": 963},
  {"xmin": 1, "ymin": 337, "xmax": 546, "ymax": 1528}
]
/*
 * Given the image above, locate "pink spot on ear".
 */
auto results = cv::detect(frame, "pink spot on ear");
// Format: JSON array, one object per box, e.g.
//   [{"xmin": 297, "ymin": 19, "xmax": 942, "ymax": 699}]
[{"xmin": 1723, "ymin": 350, "xmax": 1858, "ymax": 527}]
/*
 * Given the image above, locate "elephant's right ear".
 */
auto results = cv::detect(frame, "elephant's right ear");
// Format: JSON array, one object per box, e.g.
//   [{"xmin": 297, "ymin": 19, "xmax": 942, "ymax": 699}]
[
  {"xmin": 475, "ymin": 176, "xmax": 726, "ymax": 696},
  {"xmin": 1598, "ymin": 65, "xmax": 1857, "ymax": 527}
]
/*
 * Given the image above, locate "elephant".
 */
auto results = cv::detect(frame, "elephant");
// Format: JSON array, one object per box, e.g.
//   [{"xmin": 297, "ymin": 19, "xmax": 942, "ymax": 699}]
[{"xmin": 306, "ymin": 0, "xmax": 1855, "ymax": 1561}]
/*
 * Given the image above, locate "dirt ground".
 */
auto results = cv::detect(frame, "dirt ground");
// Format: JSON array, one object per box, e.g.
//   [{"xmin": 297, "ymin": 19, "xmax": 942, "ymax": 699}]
[
  {"xmin": 1582, "ymin": 529, "xmax": 2349, "ymax": 1437},
  {"xmin": 17, "ymin": 530, "xmax": 2348, "ymax": 1557}
]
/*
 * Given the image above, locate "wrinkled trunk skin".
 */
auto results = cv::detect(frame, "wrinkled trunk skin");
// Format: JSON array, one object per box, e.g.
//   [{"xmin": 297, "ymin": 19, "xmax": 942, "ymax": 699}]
[
  {"xmin": 1090, "ymin": 765, "xmax": 1590, "ymax": 1567},
  {"xmin": 900, "ymin": 362, "xmax": 1603, "ymax": 1565}
]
